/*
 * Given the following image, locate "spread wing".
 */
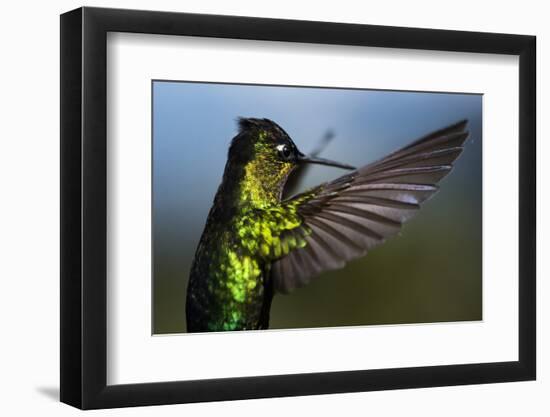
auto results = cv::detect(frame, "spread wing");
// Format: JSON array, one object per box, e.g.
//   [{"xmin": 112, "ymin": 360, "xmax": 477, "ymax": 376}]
[{"xmin": 272, "ymin": 119, "xmax": 470, "ymax": 294}]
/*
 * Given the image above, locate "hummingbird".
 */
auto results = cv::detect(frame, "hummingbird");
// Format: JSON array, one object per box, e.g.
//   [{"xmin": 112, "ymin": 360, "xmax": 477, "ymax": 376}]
[{"xmin": 185, "ymin": 117, "xmax": 469, "ymax": 332}]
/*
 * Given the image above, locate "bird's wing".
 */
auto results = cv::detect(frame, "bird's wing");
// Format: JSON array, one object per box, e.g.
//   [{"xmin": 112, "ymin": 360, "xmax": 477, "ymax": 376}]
[{"xmin": 271, "ymin": 119, "xmax": 470, "ymax": 294}]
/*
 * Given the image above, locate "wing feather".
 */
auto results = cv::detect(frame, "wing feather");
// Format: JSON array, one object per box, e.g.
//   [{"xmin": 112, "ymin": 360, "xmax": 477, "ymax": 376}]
[{"xmin": 272, "ymin": 120, "xmax": 470, "ymax": 293}]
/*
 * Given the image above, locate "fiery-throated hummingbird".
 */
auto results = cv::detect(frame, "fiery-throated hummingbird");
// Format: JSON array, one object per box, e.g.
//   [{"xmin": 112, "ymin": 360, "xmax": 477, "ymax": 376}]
[{"xmin": 186, "ymin": 118, "xmax": 469, "ymax": 332}]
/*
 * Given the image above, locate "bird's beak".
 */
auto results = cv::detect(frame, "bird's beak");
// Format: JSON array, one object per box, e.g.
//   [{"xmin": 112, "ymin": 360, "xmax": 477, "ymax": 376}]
[{"xmin": 297, "ymin": 152, "xmax": 355, "ymax": 170}]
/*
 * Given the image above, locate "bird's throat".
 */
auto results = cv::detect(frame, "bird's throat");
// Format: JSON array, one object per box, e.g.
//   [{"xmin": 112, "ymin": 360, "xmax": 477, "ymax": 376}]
[{"xmin": 234, "ymin": 157, "xmax": 293, "ymax": 209}]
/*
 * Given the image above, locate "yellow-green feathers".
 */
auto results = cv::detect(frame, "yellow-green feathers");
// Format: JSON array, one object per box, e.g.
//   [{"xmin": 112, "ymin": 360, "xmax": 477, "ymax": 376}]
[
  {"xmin": 193, "ymin": 202, "xmax": 312, "ymax": 331},
  {"xmin": 236, "ymin": 205, "xmax": 308, "ymax": 256},
  {"xmin": 238, "ymin": 131, "xmax": 294, "ymax": 208},
  {"xmin": 186, "ymin": 126, "xmax": 315, "ymax": 331}
]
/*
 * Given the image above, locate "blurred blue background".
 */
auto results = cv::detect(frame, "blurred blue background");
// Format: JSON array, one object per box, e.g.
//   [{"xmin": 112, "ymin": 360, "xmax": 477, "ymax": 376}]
[{"xmin": 153, "ymin": 81, "xmax": 482, "ymax": 334}]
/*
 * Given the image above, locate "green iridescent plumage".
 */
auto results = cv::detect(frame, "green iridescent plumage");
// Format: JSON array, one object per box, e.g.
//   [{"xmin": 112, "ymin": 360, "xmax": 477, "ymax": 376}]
[
  {"xmin": 186, "ymin": 117, "xmax": 469, "ymax": 332},
  {"xmin": 186, "ymin": 119, "xmax": 321, "ymax": 331},
  {"xmin": 188, "ymin": 203, "xmax": 313, "ymax": 331}
]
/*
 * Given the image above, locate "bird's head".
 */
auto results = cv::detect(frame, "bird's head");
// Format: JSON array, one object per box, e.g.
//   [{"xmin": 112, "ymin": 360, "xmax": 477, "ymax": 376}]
[{"xmin": 223, "ymin": 118, "xmax": 354, "ymax": 208}]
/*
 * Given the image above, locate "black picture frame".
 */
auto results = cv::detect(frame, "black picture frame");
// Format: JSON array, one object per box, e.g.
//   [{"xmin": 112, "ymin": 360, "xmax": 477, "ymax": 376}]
[{"xmin": 60, "ymin": 6, "xmax": 536, "ymax": 409}]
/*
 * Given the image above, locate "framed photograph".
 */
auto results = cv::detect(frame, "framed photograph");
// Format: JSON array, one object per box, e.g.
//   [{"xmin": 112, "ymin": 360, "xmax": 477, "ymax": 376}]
[{"xmin": 60, "ymin": 6, "xmax": 536, "ymax": 409}]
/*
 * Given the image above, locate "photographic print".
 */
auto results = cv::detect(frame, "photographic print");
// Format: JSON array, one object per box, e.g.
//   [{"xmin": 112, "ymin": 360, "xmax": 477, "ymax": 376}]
[{"xmin": 152, "ymin": 81, "xmax": 482, "ymax": 334}]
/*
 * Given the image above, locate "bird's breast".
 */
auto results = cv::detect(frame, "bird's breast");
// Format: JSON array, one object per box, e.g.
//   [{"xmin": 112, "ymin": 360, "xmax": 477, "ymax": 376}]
[{"xmin": 187, "ymin": 222, "xmax": 269, "ymax": 331}]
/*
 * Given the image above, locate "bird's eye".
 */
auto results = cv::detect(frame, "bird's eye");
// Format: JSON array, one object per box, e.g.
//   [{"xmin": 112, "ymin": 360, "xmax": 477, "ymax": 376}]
[{"xmin": 276, "ymin": 144, "xmax": 292, "ymax": 161}]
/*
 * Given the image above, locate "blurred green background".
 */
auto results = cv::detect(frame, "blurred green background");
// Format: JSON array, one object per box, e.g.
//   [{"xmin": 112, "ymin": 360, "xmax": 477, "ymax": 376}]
[{"xmin": 152, "ymin": 81, "xmax": 482, "ymax": 334}]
